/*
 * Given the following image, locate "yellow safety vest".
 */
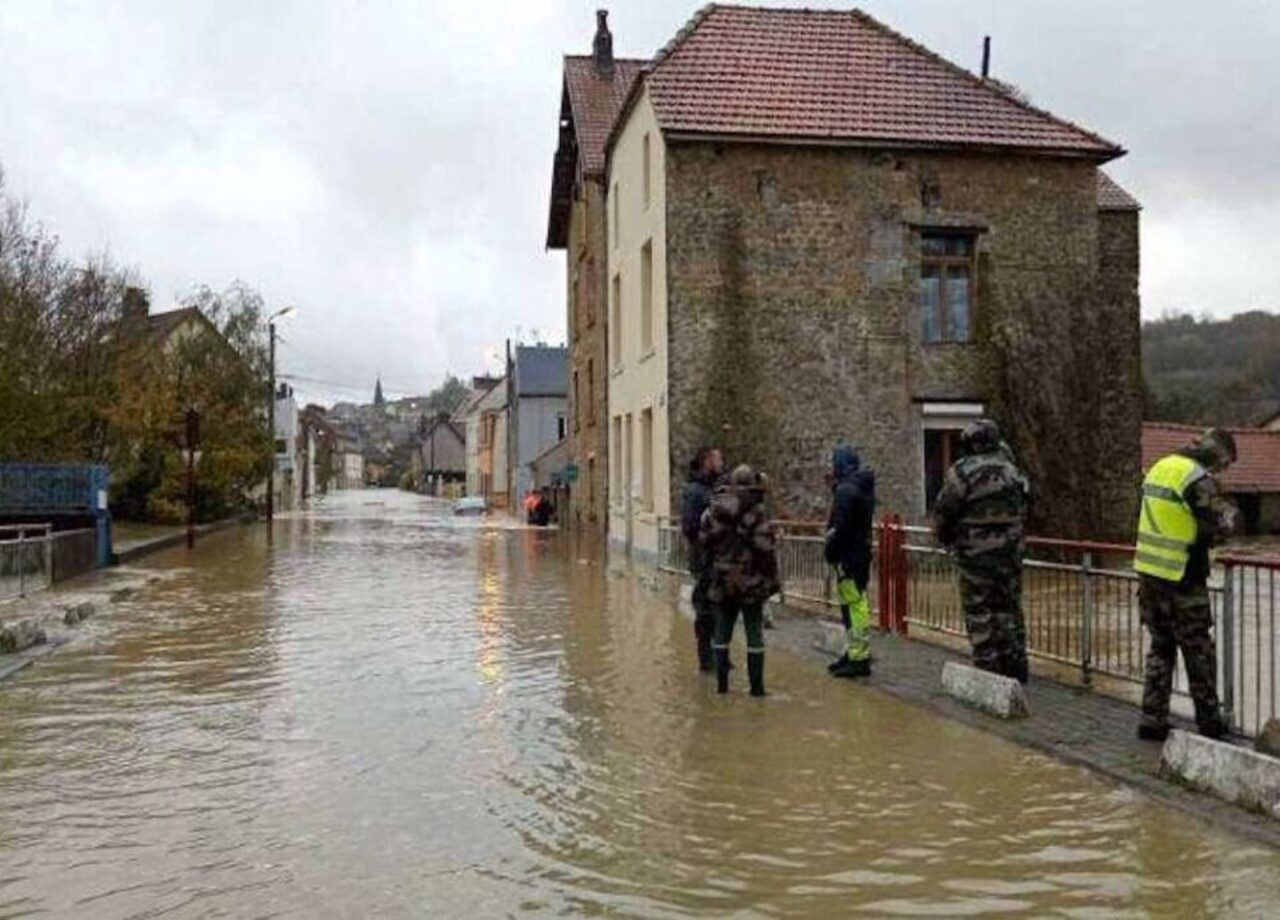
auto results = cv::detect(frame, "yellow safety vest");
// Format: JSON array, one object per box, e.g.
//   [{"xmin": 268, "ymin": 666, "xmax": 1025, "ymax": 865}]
[{"xmin": 1134, "ymin": 454, "xmax": 1206, "ymax": 582}]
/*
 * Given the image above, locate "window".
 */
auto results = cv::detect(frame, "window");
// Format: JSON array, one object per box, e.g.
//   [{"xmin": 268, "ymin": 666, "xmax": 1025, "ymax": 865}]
[
  {"xmin": 611, "ymin": 416, "xmax": 623, "ymax": 498},
  {"xmin": 640, "ymin": 408, "xmax": 654, "ymax": 511},
  {"xmin": 640, "ymin": 240, "xmax": 654, "ymax": 354},
  {"xmin": 923, "ymin": 428, "xmax": 963, "ymax": 512},
  {"xmin": 571, "ymin": 267, "xmax": 581, "ymax": 341},
  {"xmin": 588, "ymin": 456, "xmax": 596, "ymax": 513},
  {"xmin": 557, "ymin": 414, "xmax": 567, "ymax": 441},
  {"xmin": 610, "ymin": 273, "xmax": 622, "ymax": 367},
  {"xmin": 920, "ymin": 233, "xmax": 974, "ymax": 344},
  {"xmin": 586, "ymin": 358, "xmax": 595, "ymax": 425},
  {"xmin": 624, "ymin": 413, "xmax": 633, "ymax": 506},
  {"xmin": 611, "ymin": 184, "xmax": 619, "ymax": 248},
  {"xmin": 642, "ymin": 133, "xmax": 651, "ymax": 209},
  {"xmin": 572, "ymin": 371, "xmax": 580, "ymax": 432}
]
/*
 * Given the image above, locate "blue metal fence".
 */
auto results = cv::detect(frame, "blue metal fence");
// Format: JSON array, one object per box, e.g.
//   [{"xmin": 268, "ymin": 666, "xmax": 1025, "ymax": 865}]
[{"xmin": 0, "ymin": 464, "xmax": 112, "ymax": 567}]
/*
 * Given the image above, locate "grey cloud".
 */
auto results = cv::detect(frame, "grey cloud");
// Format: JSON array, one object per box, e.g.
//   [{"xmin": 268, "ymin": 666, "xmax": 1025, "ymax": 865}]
[{"xmin": 1, "ymin": 0, "xmax": 1276, "ymax": 406}]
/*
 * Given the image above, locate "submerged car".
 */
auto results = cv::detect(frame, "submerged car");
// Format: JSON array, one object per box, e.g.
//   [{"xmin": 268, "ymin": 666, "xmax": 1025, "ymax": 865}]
[{"xmin": 453, "ymin": 496, "xmax": 488, "ymax": 516}]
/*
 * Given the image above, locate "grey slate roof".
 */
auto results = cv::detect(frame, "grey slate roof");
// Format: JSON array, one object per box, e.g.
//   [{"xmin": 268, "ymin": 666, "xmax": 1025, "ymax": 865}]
[{"xmin": 514, "ymin": 345, "xmax": 568, "ymax": 398}]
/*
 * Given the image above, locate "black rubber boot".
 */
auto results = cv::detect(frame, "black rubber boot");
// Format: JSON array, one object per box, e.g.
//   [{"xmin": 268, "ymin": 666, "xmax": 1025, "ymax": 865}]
[
  {"xmin": 714, "ymin": 648, "xmax": 730, "ymax": 694},
  {"xmin": 1199, "ymin": 715, "xmax": 1229, "ymax": 741},
  {"xmin": 1009, "ymin": 658, "xmax": 1029, "ymax": 685},
  {"xmin": 695, "ymin": 618, "xmax": 714, "ymax": 672},
  {"xmin": 827, "ymin": 655, "xmax": 847, "ymax": 674},
  {"xmin": 747, "ymin": 651, "xmax": 765, "ymax": 697},
  {"xmin": 831, "ymin": 658, "xmax": 871, "ymax": 679},
  {"xmin": 1137, "ymin": 721, "xmax": 1170, "ymax": 742}
]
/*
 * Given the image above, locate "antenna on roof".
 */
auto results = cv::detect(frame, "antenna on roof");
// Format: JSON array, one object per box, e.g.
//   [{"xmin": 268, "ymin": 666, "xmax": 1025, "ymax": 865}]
[{"xmin": 981, "ymin": 35, "xmax": 991, "ymax": 79}]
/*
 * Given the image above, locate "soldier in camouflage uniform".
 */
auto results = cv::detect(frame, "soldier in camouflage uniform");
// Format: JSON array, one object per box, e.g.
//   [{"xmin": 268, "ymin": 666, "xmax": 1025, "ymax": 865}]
[
  {"xmin": 701, "ymin": 465, "xmax": 780, "ymax": 697},
  {"xmin": 932, "ymin": 419, "xmax": 1031, "ymax": 682},
  {"xmin": 1135, "ymin": 428, "xmax": 1237, "ymax": 741}
]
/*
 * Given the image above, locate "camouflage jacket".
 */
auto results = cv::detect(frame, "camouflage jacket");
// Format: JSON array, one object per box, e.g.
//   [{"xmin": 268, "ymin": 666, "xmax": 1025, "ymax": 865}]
[
  {"xmin": 699, "ymin": 485, "xmax": 780, "ymax": 605},
  {"xmin": 932, "ymin": 448, "xmax": 1029, "ymax": 567}
]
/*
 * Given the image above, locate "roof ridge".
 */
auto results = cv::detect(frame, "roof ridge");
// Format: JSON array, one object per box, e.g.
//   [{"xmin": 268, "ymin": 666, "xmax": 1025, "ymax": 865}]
[
  {"xmin": 651, "ymin": 2, "xmax": 718, "ymax": 69},
  {"xmin": 848, "ymin": 6, "xmax": 1124, "ymax": 157},
  {"xmin": 564, "ymin": 53, "xmax": 650, "ymax": 64}
]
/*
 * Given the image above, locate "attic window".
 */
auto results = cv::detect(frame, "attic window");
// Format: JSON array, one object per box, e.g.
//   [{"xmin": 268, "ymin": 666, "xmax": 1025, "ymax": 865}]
[{"xmin": 919, "ymin": 233, "xmax": 974, "ymax": 345}]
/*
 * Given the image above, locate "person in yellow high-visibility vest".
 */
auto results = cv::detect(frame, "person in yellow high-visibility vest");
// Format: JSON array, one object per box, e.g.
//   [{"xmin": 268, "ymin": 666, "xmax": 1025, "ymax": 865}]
[{"xmin": 1135, "ymin": 427, "xmax": 1238, "ymax": 741}]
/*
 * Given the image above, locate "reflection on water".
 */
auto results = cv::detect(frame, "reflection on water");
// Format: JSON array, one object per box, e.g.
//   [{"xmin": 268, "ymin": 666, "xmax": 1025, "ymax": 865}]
[{"xmin": 1, "ymin": 490, "xmax": 1277, "ymax": 917}]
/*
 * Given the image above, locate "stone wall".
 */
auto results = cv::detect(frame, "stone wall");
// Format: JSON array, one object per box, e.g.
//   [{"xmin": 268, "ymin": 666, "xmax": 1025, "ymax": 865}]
[
  {"xmin": 664, "ymin": 142, "xmax": 1142, "ymax": 539},
  {"xmin": 564, "ymin": 179, "xmax": 610, "ymax": 532}
]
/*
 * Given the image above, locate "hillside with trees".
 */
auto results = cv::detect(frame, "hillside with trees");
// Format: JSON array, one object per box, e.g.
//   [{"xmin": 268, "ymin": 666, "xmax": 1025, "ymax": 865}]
[{"xmin": 1143, "ymin": 311, "xmax": 1280, "ymax": 426}]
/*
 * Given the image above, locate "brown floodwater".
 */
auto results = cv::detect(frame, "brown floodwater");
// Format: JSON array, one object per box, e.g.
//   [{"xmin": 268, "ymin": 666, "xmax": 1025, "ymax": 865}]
[{"xmin": 1, "ymin": 490, "xmax": 1278, "ymax": 917}]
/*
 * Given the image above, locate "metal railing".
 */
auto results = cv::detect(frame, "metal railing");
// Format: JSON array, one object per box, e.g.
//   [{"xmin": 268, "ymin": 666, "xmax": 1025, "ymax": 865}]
[
  {"xmin": 0, "ymin": 524, "xmax": 54, "ymax": 602},
  {"xmin": 1219, "ymin": 554, "xmax": 1279, "ymax": 737},
  {"xmin": 658, "ymin": 519, "xmax": 1280, "ymax": 739}
]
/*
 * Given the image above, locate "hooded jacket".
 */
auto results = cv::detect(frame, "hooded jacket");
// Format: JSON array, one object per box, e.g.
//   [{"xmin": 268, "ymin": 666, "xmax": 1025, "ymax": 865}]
[
  {"xmin": 824, "ymin": 445, "xmax": 877, "ymax": 587},
  {"xmin": 681, "ymin": 468, "xmax": 718, "ymax": 573}
]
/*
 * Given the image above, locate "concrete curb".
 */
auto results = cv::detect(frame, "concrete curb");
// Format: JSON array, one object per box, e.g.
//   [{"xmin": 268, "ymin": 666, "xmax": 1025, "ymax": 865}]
[
  {"xmin": 112, "ymin": 516, "xmax": 248, "ymax": 564},
  {"xmin": 1161, "ymin": 730, "xmax": 1280, "ymax": 820},
  {"xmin": 941, "ymin": 661, "xmax": 1031, "ymax": 719}
]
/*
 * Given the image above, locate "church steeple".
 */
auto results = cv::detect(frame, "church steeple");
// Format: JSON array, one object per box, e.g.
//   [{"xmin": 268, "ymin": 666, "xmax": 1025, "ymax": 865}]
[{"xmin": 374, "ymin": 376, "xmax": 385, "ymax": 407}]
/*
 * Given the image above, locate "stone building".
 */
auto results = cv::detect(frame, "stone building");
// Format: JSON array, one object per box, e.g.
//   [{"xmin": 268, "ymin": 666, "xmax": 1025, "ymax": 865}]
[
  {"xmin": 603, "ymin": 5, "xmax": 1142, "ymax": 550},
  {"xmin": 546, "ymin": 12, "xmax": 645, "ymax": 535}
]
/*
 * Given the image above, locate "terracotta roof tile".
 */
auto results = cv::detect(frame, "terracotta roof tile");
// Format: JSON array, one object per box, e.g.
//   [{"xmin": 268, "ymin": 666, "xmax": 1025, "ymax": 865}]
[
  {"xmin": 1097, "ymin": 171, "xmax": 1141, "ymax": 211},
  {"xmin": 642, "ymin": 5, "xmax": 1123, "ymax": 159},
  {"xmin": 564, "ymin": 56, "xmax": 646, "ymax": 176},
  {"xmin": 1143, "ymin": 423, "xmax": 1280, "ymax": 494}
]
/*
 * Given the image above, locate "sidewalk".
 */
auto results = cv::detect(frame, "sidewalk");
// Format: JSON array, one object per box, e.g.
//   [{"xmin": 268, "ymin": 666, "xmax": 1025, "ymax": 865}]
[
  {"xmin": 637, "ymin": 566, "xmax": 1280, "ymax": 849},
  {"xmin": 762, "ymin": 609, "xmax": 1280, "ymax": 847},
  {"xmin": 112, "ymin": 516, "xmax": 247, "ymax": 563}
]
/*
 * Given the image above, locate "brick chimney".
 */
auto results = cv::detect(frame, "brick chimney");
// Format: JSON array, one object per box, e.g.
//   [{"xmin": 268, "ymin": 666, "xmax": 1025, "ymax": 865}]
[
  {"xmin": 592, "ymin": 10, "xmax": 614, "ymax": 74},
  {"xmin": 122, "ymin": 286, "xmax": 149, "ymax": 322}
]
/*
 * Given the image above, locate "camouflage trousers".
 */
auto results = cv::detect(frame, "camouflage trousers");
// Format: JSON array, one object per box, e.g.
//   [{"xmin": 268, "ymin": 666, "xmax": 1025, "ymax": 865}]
[
  {"xmin": 1138, "ymin": 576, "xmax": 1221, "ymax": 729},
  {"xmin": 958, "ymin": 562, "xmax": 1027, "ymax": 679}
]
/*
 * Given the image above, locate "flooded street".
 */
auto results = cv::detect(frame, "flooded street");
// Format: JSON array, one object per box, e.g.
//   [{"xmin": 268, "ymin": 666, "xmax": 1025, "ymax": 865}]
[{"xmin": 2, "ymin": 491, "xmax": 1279, "ymax": 917}]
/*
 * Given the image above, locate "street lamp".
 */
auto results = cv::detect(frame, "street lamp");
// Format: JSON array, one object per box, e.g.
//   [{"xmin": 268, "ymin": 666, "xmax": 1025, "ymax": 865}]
[{"xmin": 267, "ymin": 306, "xmax": 297, "ymax": 534}]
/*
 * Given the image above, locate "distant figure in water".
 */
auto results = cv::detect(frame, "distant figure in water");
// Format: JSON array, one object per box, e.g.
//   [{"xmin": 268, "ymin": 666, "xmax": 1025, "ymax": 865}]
[{"xmin": 530, "ymin": 488, "xmax": 555, "ymax": 527}]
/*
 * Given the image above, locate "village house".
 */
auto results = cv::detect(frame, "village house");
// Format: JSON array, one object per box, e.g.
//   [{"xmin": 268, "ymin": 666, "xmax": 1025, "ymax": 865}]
[
  {"xmin": 272, "ymin": 382, "xmax": 306, "ymax": 511},
  {"xmin": 413, "ymin": 413, "xmax": 466, "ymax": 497},
  {"xmin": 602, "ymin": 5, "xmax": 1143, "ymax": 553},
  {"xmin": 458, "ymin": 375, "xmax": 509, "ymax": 508},
  {"xmin": 547, "ymin": 11, "xmax": 646, "ymax": 535},
  {"xmin": 505, "ymin": 343, "xmax": 569, "ymax": 508}
]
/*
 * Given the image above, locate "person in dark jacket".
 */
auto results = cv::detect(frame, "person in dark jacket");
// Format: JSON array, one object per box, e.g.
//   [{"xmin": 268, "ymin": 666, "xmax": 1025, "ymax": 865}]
[
  {"xmin": 701, "ymin": 465, "xmax": 779, "ymax": 696},
  {"xmin": 825, "ymin": 445, "xmax": 876, "ymax": 679},
  {"xmin": 681, "ymin": 447, "xmax": 724, "ymax": 671}
]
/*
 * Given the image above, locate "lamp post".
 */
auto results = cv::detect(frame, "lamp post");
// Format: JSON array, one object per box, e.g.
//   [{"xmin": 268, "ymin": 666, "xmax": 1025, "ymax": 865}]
[{"xmin": 267, "ymin": 306, "xmax": 297, "ymax": 535}]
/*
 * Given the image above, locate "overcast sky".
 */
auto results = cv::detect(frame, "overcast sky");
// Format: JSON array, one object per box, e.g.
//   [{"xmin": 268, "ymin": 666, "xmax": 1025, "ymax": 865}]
[{"xmin": 1, "ymin": 1, "xmax": 1276, "ymax": 406}]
